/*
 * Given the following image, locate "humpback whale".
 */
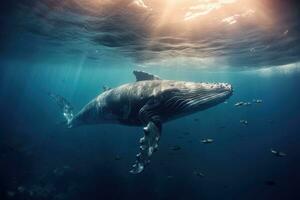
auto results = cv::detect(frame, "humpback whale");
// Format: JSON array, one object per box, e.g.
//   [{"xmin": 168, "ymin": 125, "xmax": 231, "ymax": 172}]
[{"xmin": 51, "ymin": 71, "xmax": 233, "ymax": 174}]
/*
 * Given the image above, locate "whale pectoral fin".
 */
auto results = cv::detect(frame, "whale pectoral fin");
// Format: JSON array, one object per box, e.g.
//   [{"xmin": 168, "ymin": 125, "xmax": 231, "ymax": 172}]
[
  {"xmin": 130, "ymin": 97, "xmax": 162, "ymax": 174},
  {"xmin": 130, "ymin": 119, "xmax": 161, "ymax": 174},
  {"xmin": 133, "ymin": 70, "xmax": 161, "ymax": 81}
]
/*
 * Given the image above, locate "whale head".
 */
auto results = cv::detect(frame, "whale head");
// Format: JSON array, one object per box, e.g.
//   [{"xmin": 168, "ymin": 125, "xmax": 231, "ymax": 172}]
[
  {"xmin": 162, "ymin": 81, "xmax": 233, "ymax": 116},
  {"xmin": 185, "ymin": 82, "xmax": 233, "ymax": 107},
  {"xmin": 197, "ymin": 82, "xmax": 233, "ymax": 103}
]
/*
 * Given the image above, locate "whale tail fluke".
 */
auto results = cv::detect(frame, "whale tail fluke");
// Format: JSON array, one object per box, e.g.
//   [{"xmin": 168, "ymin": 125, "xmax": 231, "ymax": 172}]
[{"xmin": 48, "ymin": 92, "xmax": 74, "ymax": 127}]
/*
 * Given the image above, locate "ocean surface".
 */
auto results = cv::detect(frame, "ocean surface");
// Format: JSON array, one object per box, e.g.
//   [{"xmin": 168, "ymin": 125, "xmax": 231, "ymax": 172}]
[{"xmin": 1, "ymin": 0, "xmax": 300, "ymax": 200}]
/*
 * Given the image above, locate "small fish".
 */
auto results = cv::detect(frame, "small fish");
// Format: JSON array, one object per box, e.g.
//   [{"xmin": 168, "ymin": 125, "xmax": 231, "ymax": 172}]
[
  {"xmin": 201, "ymin": 138, "xmax": 214, "ymax": 144},
  {"xmin": 235, "ymin": 101, "xmax": 252, "ymax": 107},
  {"xmin": 253, "ymin": 99, "xmax": 263, "ymax": 103},
  {"xmin": 244, "ymin": 102, "xmax": 251, "ymax": 106},
  {"xmin": 240, "ymin": 120, "xmax": 248, "ymax": 125},
  {"xmin": 193, "ymin": 171, "xmax": 205, "ymax": 177},
  {"xmin": 17, "ymin": 186, "xmax": 25, "ymax": 193},
  {"xmin": 114, "ymin": 155, "xmax": 122, "ymax": 160},
  {"xmin": 170, "ymin": 145, "xmax": 181, "ymax": 151},
  {"xmin": 234, "ymin": 102, "xmax": 244, "ymax": 107},
  {"xmin": 271, "ymin": 149, "xmax": 286, "ymax": 157}
]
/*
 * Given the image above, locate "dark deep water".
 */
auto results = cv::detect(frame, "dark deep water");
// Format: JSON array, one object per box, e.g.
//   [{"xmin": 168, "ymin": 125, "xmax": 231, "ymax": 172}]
[{"xmin": 1, "ymin": 0, "xmax": 300, "ymax": 200}]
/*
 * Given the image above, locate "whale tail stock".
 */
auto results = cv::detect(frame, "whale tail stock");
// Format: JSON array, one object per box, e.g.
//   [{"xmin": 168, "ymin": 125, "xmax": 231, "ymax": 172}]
[{"xmin": 48, "ymin": 92, "xmax": 74, "ymax": 127}]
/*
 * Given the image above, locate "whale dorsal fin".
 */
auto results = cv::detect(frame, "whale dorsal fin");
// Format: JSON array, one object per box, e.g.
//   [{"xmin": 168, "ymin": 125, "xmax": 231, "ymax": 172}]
[{"xmin": 133, "ymin": 70, "xmax": 161, "ymax": 82}]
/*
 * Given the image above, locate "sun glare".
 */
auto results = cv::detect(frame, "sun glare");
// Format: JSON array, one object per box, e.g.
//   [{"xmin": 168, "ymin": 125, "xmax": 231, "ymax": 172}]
[{"xmin": 67, "ymin": 0, "xmax": 274, "ymax": 30}]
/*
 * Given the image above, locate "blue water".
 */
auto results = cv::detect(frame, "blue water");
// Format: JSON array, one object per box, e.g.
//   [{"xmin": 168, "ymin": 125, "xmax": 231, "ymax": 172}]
[{"xmin": 1, "ymin": 0, "xmax": 300, "ymax": 200}]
